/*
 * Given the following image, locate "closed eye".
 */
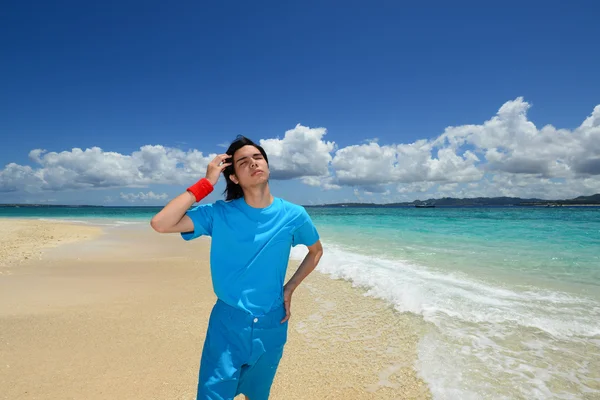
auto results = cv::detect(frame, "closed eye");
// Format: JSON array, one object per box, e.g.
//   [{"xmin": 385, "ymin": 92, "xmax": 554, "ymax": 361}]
[{"xmin": 236, "ymin": 153, "xmax": 262, "ymax": 166}]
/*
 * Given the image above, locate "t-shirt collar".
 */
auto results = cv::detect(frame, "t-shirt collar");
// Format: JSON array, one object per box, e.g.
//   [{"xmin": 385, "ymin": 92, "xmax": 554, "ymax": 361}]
[{"xmin": 237, "ymin": 196, "xmax": 278, "ymax": 217}]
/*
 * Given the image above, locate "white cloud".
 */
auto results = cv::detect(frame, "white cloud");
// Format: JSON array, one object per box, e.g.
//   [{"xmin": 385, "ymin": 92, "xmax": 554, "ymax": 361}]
[
  {"xmin": 0, "ymin": 163, "xmax": 39, "ymax": 192},
  {"xmin": 2, "ymin": 100, "xmax": 600, "ymax": 201},
  {"xmin": 260, "ymin": 124, "xmax": 335, "ymax": 179},
  {"xmin": 437, "ymin": 97, "xmax": 600, "ymax": 179},
  {"xmin": 484, "ymin": 173, "xmax": 600, "ymax": 200},
  {"xmin": 300, "ymin": 176, "xmax": 342, "ymax": 190},
  {"xmin": 120, "ymin": 191, "xmax": 169, "ymax": 202},
  {"xmin": 0, "ymin": 125, "xmax": 338, "ymax": 193},
  {"xmin": 1, "ymin": 146, "xmax": 215, "ymax": 193},
  {"xmin": 0, "ymin": 125, "xmax": 337, "ymax": 194},
  {"xmin": 438, "ymin": 183, "xmax": 459, "ymax": 192},
  {"xmin": 325, "ymin": 98, "xmax": 600, "ymax": 199},
  {"xmin": 332, "ymin": 142, "xmax": 399, "ymax": 187},
  {"xmin": 331, "ymin": 139, "xmax": 482, "ymax": 190}
]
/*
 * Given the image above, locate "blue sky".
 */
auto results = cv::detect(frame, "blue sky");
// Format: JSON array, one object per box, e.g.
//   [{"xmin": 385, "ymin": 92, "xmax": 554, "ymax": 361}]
[{"xmin": 1, "ymin": 0, "xmax": 599, "ymax": 205}]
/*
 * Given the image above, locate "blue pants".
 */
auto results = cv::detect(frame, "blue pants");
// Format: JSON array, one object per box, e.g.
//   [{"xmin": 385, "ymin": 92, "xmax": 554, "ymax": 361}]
[{"xmin": 197, "ymin": 299, "xmax": 288, "ymax": 400}]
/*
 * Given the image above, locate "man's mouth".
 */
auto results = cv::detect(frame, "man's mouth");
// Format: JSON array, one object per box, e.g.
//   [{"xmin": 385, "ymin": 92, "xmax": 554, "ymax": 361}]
[{"xmin": 251, "ymin": 170, "xmax": 263, "ymax": 176}]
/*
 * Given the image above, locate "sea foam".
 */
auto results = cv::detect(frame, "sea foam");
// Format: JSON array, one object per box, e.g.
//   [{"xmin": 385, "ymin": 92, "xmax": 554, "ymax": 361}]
[{"xmin": 290, "ymin": 242, "xmax": 600, "ymax": 399}]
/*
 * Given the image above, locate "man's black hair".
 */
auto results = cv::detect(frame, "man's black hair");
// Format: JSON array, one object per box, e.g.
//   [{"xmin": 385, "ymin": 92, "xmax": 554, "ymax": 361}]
[{"xmin": 223, "ymin": 135, "xmax": 269, "ymax": 201}]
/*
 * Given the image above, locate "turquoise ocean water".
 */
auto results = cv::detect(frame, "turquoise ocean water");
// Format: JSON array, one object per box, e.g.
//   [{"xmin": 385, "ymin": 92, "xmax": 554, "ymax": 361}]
[{"xmin": 2, "ymin": 205, "xmax": 599, "ymax": 399}]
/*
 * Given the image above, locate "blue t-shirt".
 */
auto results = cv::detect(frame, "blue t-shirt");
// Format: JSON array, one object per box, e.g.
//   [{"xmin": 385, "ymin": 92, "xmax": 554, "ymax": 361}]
[{"xmin": 181, "ymin": 197, "xmax": 320, "ymax": 315}]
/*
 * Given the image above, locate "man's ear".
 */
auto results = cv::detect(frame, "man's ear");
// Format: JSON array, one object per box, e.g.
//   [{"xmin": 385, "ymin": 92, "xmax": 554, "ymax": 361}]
[{"xmin": 230, "ymin": 174, "xmax": 239, "ymax": 185}]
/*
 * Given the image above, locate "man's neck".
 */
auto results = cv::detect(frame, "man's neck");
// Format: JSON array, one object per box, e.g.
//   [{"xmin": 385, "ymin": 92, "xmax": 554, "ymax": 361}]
[{"xmin": 242, "ymin": 184, "xmax": 273, "ymax": 209}]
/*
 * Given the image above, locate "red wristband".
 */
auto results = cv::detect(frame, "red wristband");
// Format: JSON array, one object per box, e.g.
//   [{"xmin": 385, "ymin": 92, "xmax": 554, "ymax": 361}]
[{"xmin": 187, "ymin": 178, "xmax": 214, "ymax": 202}]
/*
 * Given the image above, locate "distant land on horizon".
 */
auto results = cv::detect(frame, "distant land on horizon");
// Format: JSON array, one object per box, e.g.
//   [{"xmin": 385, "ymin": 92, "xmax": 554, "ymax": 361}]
[
  {"xmin": 307, "ymin": 193, "xmax": 600, "ymax": 207},
  {"xmin": 1, "ymin": 194, "xmax": 600, "ymax": 208}
]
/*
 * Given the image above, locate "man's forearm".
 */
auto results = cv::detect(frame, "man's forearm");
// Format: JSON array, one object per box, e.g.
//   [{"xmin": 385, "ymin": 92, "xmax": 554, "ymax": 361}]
[
  {"xmin": 150, "ymin": 191, "xmax": 196, "ymax": 231},
  {"xmin": 285, "ymin": 248, "xmax": 323, "ymax": 291}
]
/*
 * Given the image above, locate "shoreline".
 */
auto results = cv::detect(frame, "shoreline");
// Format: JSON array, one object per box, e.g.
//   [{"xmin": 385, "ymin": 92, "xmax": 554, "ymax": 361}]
[{"xmin": 0, "ymin": 219, "xmax": 431, "ymax": 399}]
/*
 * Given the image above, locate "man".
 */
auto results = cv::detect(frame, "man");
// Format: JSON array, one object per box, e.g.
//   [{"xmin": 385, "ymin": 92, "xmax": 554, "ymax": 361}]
[{"xmin": 150, "ymin": 136, "xmax": 323, "ymax": 400}]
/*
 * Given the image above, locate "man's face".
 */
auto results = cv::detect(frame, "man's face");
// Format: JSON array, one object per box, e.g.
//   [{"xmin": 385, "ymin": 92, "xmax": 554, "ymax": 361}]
[{"xmin": 230, "ymin": 145, "xmax": 269, "ymax": 187}]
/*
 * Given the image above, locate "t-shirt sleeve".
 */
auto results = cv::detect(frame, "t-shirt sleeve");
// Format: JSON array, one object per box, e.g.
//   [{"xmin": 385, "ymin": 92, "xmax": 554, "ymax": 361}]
[
  {"xmin": 181, "ymin": 203, "xmax": 214, "ymax": 241},
  {"xmin": 292, "ymin": 208, "xmax": 320, "ymax": 247}
]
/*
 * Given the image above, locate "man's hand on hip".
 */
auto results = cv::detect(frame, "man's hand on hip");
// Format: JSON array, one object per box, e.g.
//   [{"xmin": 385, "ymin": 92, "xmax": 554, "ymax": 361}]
[{"xmin": 281, "ymin": 284, "xmax": 295, "ymax": 323}]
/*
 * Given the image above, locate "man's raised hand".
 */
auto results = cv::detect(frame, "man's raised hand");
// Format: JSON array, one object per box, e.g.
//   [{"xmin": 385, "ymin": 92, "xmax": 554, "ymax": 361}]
[{"xmin": 206, "ymin": 154, "xmax": 232, "ymax": 186}]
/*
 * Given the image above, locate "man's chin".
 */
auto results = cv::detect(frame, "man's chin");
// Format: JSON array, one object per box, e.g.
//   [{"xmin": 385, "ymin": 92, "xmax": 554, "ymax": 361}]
[{"xmin": 245, "ymin": 176, "xmax": 269, "ymax": 187}]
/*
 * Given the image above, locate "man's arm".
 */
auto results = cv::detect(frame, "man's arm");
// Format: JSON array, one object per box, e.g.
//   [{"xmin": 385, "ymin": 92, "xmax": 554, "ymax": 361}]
[
  {"xmin": 285, "ymin": 240, "xmax": 323, "ymax": 291},
  {"xmin": 150, "ymin": 153, "xmax": 231, "ymax": 234},
  {"xmin": 150, "ymin": 191, "xmax": 196, "ymax": 233},
  {"xmin": 281, "ymin": 240, "xmax": 323, "ymax": 323}
]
